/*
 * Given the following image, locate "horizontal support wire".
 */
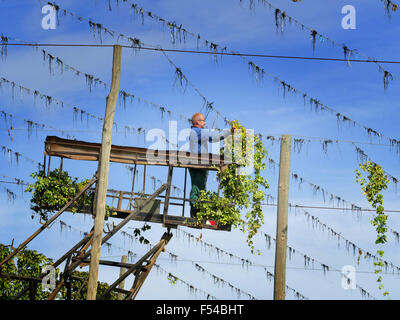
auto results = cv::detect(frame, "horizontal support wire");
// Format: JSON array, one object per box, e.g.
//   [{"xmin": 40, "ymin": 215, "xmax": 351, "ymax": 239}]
[
  {"xmin": 261, "ymin": 202, "xmax": 400, "ymax": 213},
  {"xmin": 3, "ymin": 42, "xmax": 400, "ymax": 64}
]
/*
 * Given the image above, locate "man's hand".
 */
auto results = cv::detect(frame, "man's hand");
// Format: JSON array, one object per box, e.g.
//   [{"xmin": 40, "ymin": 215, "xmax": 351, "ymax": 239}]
[{"xmin": 230, "ymin": 123, "xmax": 238, "ymax": 133}]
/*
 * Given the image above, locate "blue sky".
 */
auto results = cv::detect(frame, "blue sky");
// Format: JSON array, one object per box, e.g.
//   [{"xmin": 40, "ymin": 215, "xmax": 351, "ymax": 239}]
[{"xmin": 0, "ymin": 0, "xmax": 399, "ymax": 300}]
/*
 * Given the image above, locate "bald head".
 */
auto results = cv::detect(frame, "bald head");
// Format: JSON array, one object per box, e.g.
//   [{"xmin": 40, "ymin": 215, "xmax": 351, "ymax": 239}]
[{"xmin": 191, "ymin": 112, "xmax": 206, "ymax": 128}]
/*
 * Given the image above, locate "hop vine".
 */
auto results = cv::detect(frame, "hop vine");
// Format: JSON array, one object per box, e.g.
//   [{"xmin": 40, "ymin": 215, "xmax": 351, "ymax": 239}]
[
  {"xmin": 355, "ymin": 161, "xmax": 390, "ymax": 297},
  {"xmin": 25, "ymin": 169, "xmax": 114, "ymax": 221},
  {"xmin": 194, "ymin": 120, "xmax": 269, "ymax": 254}
]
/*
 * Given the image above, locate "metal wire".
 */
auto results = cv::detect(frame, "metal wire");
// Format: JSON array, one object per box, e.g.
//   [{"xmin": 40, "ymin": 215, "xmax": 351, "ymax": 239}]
[{"xmin": 3, "ymin": 42, "xmax": 400, "ymax": 64}]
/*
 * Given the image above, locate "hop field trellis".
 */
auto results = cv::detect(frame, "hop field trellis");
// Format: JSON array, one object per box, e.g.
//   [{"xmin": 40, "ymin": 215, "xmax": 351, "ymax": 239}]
[{"xmin": 0, "ymin": 0, "xmax": 399, "ymax": 301}]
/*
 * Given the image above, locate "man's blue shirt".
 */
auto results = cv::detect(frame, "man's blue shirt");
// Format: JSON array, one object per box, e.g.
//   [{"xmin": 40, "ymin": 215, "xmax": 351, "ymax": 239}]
[{"xmin": 189, "ymin": 126, "xmax": 231, "ymax": 155}]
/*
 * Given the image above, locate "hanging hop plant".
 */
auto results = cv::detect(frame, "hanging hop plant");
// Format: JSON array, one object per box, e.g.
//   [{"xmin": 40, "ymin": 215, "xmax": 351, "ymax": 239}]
[
  {"xmin": 355, "ymin": 161, "xmax": 389, "ymax": 297},
  {"xmin": 194, "ymin": 120, "xmax": 269, "ymax": 254},
  {"xmin": 25, "ymin": 169, "xmax": 109, "ymax": 221}
]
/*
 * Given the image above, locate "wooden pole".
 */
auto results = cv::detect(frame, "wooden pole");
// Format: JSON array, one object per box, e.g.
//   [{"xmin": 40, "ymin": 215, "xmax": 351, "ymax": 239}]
[
  {"xmin": 273, "ymin": 134, "xmax": 291, "ymax": 300},
  {"xmin": 182, "ymin": 168, "xmax": 187, "ymax": 216},
  {"xmin": 117, "ymin": 255, "xmax": 127, "ymax": 300},
  {"xmin": 162, "ymin": 166, "xmax": 173, "ymax": 228},
  {"xmin": 86, "ymin": 44, "xmax": 122, "ymax": 300}
]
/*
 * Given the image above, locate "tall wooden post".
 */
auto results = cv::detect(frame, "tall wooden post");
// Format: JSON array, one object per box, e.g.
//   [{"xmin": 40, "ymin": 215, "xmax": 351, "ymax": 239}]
[
  {"xmin": 273, "ymin": 134, "xmax": 291, "ymax": 300},
  {"xmin": 86, "ymin": 44, "xmax": 122, "ymax": 300},
  {"xmin": 117, "ymin": 255, "xmax": 127, "ymax": 300}
]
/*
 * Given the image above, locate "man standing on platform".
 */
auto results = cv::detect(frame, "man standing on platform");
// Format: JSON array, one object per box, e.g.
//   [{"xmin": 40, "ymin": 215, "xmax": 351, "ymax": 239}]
[{"xmin": 189, "ymin": 112, "xmax": 233, "ymax": 218}]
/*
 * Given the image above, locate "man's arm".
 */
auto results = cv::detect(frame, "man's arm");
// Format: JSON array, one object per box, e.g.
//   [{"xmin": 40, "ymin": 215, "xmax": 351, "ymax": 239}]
[{"xmin": 204, "ymin": 128, "xmax": 232, "ymax": 143}]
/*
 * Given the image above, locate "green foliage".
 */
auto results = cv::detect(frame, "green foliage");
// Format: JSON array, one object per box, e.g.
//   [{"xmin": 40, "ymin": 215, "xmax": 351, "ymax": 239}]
[
  {"xmin": 132, "ymin": 223, "xmax": 152, "ymax": 245},
  {"xmin": 194, "ymin": 120, "xmax": 269, "ymax": 253},
  {"xmin": 356, "ymin": 162, "xmax": 389, "ymax": 245},
  {"xmin": 355, "ymin": 161, "xmax": 390, "ymax": 297},
  {"xmin": 25, "ymin": 169, "xmax": 116, "ymax": 220},
  {"xmin": 25, "ymin": 169, "xmax": 151, "ymax": 243},
  {"xmin": 0, "ymin": 244, "xmax": 119, "ymax": 300},
  {"xmin": 0, "ymin": 244, "xmax": 54, "ymax": 300}
]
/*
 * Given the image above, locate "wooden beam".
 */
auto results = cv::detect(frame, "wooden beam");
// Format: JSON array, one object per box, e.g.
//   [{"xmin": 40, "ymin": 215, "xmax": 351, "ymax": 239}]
[
  {"xmin": 118, "ymin": 255, "xmax": 127, "ymax": 300},
  {"xmin": 126, "ymin": 234, "xmax": 170, "ymax": 300},
  {"xmin": 44, "ymin": 136, "xmax": 229, "ymax": 171},
  {"xmin": 70, "ymin": 207, "xmax": 231, "ymax": 231},
  {"xmin": 162, "ymin": 166, "xmax": 174, "ymax": 228},
  {"xmin": 98, "ymin": 232, "xmax": 173, "ymax": 300}
]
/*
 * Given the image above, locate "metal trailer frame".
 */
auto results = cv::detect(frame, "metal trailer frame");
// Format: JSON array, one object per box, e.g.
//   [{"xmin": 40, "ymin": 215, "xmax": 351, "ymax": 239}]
[{"xmin": 0, "ymin": 136, "xmax": 234, "ymax": 300}]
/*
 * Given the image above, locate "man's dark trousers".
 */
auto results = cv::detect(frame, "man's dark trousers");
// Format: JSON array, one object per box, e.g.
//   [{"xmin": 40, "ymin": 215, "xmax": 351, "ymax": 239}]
[{"xmin": 189, "ymin": 168, "xmax": 208, "ymax": 218}]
